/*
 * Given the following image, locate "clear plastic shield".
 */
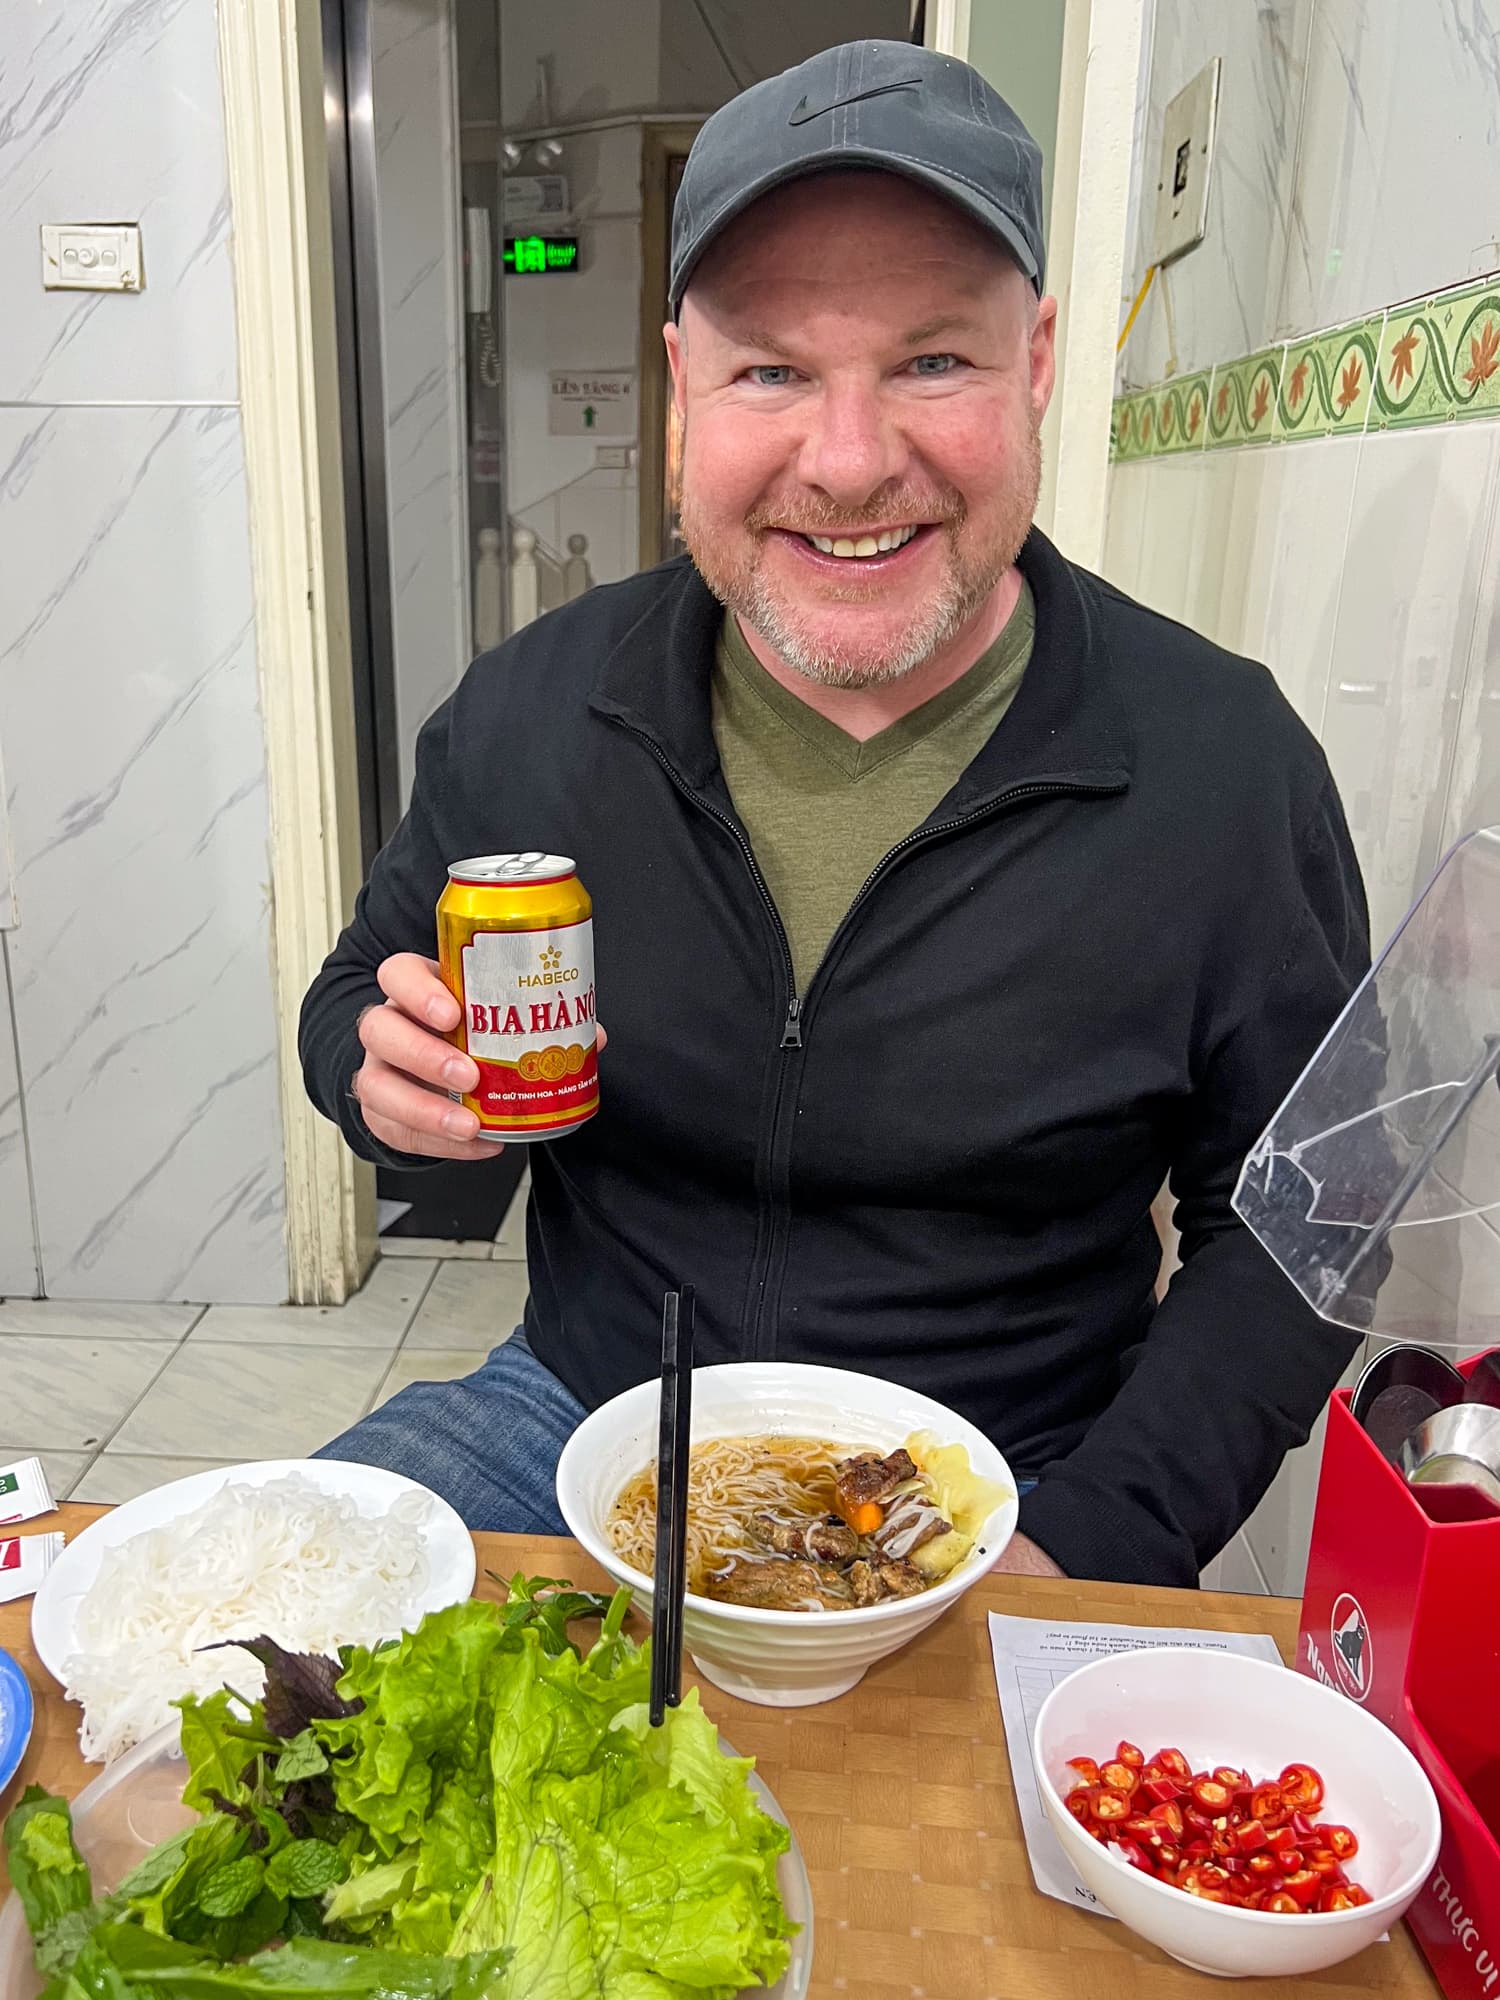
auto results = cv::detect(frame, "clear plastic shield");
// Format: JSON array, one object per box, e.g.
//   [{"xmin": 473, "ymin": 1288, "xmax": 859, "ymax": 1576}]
[{"xmin": 1234, "ymin": 828, "xmax": 1500, "ymax": 1339}]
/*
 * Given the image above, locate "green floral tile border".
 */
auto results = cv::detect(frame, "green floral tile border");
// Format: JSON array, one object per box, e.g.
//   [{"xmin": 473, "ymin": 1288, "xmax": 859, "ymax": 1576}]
[{"xmin": 1111, "ymin": 271, "xmax": 1500, "ymax": 462}]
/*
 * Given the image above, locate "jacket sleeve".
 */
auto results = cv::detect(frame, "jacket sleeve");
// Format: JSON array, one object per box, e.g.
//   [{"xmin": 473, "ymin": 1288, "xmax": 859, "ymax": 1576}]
[
  {"xmin": 1016, "ymin": 774, "xmax": 1371, "ymax": 1586},
  {"xmin": 298, "ymin": 687, "xmax": 472, "ymax": 1170}
]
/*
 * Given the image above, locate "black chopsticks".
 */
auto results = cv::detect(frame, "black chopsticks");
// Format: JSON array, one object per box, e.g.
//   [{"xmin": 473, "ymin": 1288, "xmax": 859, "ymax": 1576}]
[{"xmin": 649, "ymin": 1284, "xmax": 695, "ymax": 1728}]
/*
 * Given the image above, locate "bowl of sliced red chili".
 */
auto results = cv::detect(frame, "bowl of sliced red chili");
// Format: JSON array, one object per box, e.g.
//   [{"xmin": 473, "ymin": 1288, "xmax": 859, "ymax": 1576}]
[{"xmin": 1033, "ymin": 1647, "xmax": 1441, "ymax": 1977}]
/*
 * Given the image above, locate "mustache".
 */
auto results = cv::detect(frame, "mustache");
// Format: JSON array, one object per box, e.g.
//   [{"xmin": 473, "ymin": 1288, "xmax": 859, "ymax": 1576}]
[{"xmin": 744, "ymin": 488, "xmax": 966, "ymax": 535}]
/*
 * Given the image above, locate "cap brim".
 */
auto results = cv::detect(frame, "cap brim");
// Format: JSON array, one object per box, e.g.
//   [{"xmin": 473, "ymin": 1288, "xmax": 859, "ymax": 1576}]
[{"xmin": 670, "ymin": 149, "xmax": 1040, "ymax": 316}]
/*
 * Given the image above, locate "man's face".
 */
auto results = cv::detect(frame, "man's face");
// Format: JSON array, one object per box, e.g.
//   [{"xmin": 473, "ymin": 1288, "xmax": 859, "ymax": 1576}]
[{"xmin": 666, "ymin": 173, "xmax": 1057, "ymax": 689}]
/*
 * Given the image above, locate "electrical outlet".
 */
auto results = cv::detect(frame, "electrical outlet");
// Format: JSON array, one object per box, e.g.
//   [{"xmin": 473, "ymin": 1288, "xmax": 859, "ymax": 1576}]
[
  {"xmin": 41, "ymin": 223, "xmax": 143, "ymax": 292},
  {"xmin": 1150, "ymin": 60, "xmax": 1220, "ymax": 268}
]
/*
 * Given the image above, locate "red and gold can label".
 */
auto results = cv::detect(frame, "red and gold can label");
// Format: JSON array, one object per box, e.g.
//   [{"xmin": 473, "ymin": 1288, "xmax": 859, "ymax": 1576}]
[
  {"xmin": 436, "ymin": 852, "xmax": 599, "ymax": 1143},
  {"xmin": 459, "ymin": 921, "xmax": 598, "ymax": 1135}
]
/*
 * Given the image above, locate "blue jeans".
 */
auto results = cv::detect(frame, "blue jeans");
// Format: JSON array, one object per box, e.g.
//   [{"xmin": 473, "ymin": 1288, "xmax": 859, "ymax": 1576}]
[
  {"xmin": 316, "ymin": 1331, "xmax": 587, "ymax": 1535},
  {"xmin": 318, "ymin": 1330, "xmax": 1038, "ymax": 1533}
]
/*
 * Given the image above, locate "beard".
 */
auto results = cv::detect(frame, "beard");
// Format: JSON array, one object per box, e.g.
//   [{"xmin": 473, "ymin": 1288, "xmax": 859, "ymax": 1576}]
[{"xmin": 679, "ymin": 419, "xmax": 1042, "ymax": 690}]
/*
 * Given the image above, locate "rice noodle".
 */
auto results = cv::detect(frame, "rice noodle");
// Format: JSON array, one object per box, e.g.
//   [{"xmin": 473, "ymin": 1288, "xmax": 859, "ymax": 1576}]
[
  {"xmin": 608, "ymin": 1435, "xmax": 855, "ymax": 1594},
  {"xmin": 63, "ymin": 1475, "xmax": 433, "ymax": 1764}
]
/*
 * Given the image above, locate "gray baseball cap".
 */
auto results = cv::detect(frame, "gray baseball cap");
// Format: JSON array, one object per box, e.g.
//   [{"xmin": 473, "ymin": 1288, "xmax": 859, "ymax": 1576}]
[{"xmin": 669, "ymin": 39, "xmax": 1044, "ymax": 317}]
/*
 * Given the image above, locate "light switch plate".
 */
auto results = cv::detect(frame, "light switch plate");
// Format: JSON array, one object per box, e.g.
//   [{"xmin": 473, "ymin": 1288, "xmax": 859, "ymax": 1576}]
[
  {"xmin": 40, "ymin": 223, "xmax": 143, "ymax": 292},
  {"xmin": 1150, "ymin": 59, "xmax": 1220, "ymax": 268}
]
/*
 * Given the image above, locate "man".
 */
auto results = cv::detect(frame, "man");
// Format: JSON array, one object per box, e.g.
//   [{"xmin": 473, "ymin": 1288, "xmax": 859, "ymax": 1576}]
[{"xmin": 300, "ymin": 40, "xmax": 1368, "ymax": 1586}]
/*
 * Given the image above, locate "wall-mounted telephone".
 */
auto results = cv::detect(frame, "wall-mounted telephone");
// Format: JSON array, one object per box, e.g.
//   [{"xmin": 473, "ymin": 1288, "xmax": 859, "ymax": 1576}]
[{"xmin": 464, "ymin": 206, "xmax": 500, "ymax": 387}]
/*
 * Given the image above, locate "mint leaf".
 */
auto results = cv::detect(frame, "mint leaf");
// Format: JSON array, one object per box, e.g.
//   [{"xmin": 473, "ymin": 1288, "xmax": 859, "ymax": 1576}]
[
  {"xmin": 274, "ymin": 1731, "xmax": 330, "ymax": 1784},
  {"xmin": 265, "ymin": 1838, "xmax": 346, "ymax": 1900},
  {"xmin": 197, "ymin": 1855, "xmax": 265, "ymax": 1919}
]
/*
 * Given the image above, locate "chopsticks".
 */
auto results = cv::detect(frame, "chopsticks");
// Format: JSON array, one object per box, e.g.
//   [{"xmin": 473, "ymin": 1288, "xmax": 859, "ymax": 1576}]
[{"xmin": 649, "ymin": 1284, "xmax": 695, "ymax": 1728}]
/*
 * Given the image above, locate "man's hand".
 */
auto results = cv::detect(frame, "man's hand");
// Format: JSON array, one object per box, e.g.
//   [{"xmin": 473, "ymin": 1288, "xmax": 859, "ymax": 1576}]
[
  {"xmin": 992, "ymin": 1531, "xmax": 1066, "ymax": 1578},
  {"xmin": 352, "ymin": 954, "xmax": 609, "ymax": 1162}
]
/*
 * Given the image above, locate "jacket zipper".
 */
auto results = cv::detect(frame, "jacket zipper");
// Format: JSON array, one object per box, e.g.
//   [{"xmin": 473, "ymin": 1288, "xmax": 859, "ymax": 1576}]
[{"xmin": 617, "ymin": 716, "xmax": 1119, "ymax": 1357}]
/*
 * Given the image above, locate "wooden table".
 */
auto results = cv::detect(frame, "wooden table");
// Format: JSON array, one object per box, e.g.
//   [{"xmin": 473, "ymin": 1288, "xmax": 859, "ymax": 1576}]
[{"xmin": 1, "ymin": 1507, "xmax": 1439, "ymax": 2000}]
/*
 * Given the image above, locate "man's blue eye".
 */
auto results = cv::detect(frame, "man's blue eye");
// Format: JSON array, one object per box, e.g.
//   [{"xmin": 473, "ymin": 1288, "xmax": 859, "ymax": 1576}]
[
  {"xmin": 912, "ymin": 353, "xmax": 959, "ymax": 377},
  {"xmin": 749, "ymin": 365, "xmax": 794, "ymax": 387}
]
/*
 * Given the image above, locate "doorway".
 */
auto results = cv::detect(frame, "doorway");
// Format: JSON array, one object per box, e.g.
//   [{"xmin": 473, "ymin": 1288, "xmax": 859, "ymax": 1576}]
[{"xmin": 324, "ymin": 0, "xmax": 916, "ymax": 1249}]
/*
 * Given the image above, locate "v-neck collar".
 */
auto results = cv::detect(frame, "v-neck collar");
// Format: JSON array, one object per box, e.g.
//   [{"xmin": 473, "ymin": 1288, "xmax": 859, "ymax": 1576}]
[
  {"xmin": 589, "ymin": 528, "xmax": 1134, "ymax": 811},
  {"xmin": 715, "ymin": 584, "xmax": 1034, "ymax": 781}
]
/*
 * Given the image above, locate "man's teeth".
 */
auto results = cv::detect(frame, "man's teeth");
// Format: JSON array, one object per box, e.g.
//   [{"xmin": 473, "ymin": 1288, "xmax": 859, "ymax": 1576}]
[{"xmin": 805, "ymin": 525, "xmax": 921, "ymax": 558}]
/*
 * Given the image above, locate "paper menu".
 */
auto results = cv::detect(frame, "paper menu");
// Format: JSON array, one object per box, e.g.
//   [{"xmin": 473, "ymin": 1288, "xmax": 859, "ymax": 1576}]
[{"xmin": 987, "ymin": 1613, "xmax": 1283, "ymax": 1915}]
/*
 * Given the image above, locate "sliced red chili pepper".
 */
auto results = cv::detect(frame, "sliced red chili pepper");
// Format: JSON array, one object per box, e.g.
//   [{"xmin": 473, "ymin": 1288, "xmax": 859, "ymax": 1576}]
[
  {"xmin": 1212, "ymin": 1766, "xmax": 1251, "ymax": 1792},
  {"xmin": 1197, "ymin": 1865, "xmax": 1231, "ymax": 1892},
  {"xmin": 1155, "ymin": 1748, "xmax": 1192, "ymax": 1781},
  {"xmin": 1148, "ymin": 1799, "xmax": 1185, "ymax": 1839},
  {"xmin": 1139, "ymin": 1775, "xmax": 1184, "ymax": 1804},
  {"xmin": 1308, "ymin": 1852, "xmax": 1347, "ymax": 1886},
  {"xmin": 1264, "ymin": 1892, "xmax": 1301, "ymax": 1915},
  {"xmin": 1224, "ymin": 1856, "xmax": 1246, "ymax": 1875},
  {"xmin": 1344, "ymin": 1884, "xmax": 1372, "ymax": 1908},
  {"xmin": 1247, "ymin": 1854, "xmax": 1282, "ymax": 1879},
  {"xmin": 1067, "ymin": 1757, "xmax": 1101, "ymax": 1786},
  {"xmin": 1192, "ymin": 1777, "xmax": 1234, "ymax": 1813},
  {"xmin": 1291, "ymin": 1811, "xmax": 1317, "ymax": 1842},
  {"xmin": 1281, "ymin": 1869, "xmax": 1322, "ymax": 1908},
  {"xmin": 1183, "ymin": 1838, "xmax": 1213, "ymax": 1859},
  {"xmin": 1090, "ymin": 1789, "xmax": 1130, "ymax": 1822},
  {"xmin": 1266, "ymin": 1824, "xmax": 1299, "ymax": 1855},
  {"xmin": 1116, "ymin": 1741, "xmax": 1145, "ymax": 1770},
  {"xmin": 1234, "ymin": 1820, "xmax": 1269, "ymax": 1855},
  {"xmin": 1184, "ymin": 1807, "xmax": 1216, "ymax": 1837},
  {"xmin": 1317, "ymin": 1823, "xmax": 1359, "ymax": 1861},
  {"xmin": 1250, "ymin": 1782, "xmax": 1287, "ymax": 1823},
  {"xmin": 1278, "ymin": 1763, "xmax": 1325, "ymax": 1813},
  {"xmin": 1114, "ymin": 1838, "xmax": 1154, "ymax": 1873},
  {"xmin": 1318, "ymin": 1885, "xmax": 1358, "ymax": 1913},
  {"xmin": 1065, "ymin": 1786, "xmax": 1093, "ymax": 1821},
  {"xmin": 1100, "ymin": 1760, "xmax": 1137, "ymax": 1794},
  {"xmin": 1120, "ymin": 1813, "xmax": 1159, "ymax": 1841},
  {"xmin": 1155, "ymin": 1842, "xmax": 1181, "ymax": 1873}
]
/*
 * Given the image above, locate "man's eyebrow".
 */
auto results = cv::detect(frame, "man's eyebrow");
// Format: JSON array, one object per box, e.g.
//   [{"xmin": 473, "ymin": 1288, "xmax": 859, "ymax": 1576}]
[
  {"xmin": 720, "ymin": 324, "xmax": 794, "ymax": 354},
  {"xmin": 901, "ymin": 314, "xmax": 982, "ymax": 345}
]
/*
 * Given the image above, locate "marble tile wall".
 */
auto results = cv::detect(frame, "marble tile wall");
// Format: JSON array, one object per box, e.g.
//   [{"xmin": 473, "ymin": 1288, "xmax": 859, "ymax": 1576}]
[
  {"xmin": 371, "ymin": 0, "xmax": 472, "ymax": 807},
  {"xmin": 0, "ymin": 0, "xmax": 286, "ymax": 1303}
]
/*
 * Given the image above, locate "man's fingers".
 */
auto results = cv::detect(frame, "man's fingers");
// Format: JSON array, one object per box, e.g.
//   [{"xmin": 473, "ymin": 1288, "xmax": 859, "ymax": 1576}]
[
  {"xmin": 360, "ymin": 998, "xmax": 477, "ymax": 1093},
  {"xmin": 377, "ymin": 951, "xmax": 461, "ymax": 1030},
  {"xmin": 363, "ymin": 1106, "xmax": 501, "ymax": 1163},
  {"xmin": 357, "ymin": 1054, "xmax": 483, "ymax": 1145}
]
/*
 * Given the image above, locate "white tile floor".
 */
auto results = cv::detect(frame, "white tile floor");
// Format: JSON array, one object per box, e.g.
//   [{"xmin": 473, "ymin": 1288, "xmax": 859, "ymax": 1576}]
[{"xmin": 2, "ymin": 1177, "xmax": 532, "ymax": 1506}]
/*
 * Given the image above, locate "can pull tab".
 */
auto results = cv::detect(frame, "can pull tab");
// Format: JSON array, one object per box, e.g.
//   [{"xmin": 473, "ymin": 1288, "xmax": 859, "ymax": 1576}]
[{"xmin": 780, "ymin": 996, "xmax": 803, "ymax": 1050}]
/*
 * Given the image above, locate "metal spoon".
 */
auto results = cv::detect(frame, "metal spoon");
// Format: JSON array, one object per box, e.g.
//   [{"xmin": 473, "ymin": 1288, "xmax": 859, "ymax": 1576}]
[{"xmin": 1350, "ymin": 1343, "xmax": 1465, "ymax": 1463}]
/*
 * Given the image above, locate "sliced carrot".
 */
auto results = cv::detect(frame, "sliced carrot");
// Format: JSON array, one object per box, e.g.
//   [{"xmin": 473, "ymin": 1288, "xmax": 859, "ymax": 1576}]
[{"xmin": 835, "ymin": 1498, "xmax": 884, "ymax": 1536}]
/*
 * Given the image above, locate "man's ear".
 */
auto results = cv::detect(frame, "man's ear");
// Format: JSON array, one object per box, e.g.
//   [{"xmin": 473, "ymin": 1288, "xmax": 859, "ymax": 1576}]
[{"xmin": 665, "ymin": 320, "xmax": 687, "ymax": 417}]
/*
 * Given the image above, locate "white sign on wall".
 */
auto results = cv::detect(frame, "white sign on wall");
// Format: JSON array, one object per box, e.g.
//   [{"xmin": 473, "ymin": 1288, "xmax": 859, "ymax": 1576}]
[{"xmin": 548, "ymin": 370, "xmax": 636, "ymax": 437}]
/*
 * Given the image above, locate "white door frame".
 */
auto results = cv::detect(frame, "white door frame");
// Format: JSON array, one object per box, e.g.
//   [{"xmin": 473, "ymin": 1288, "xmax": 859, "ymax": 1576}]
[
  {"xmin": 216, "ymin": 0, "xmax": 376, "ymax": 1302},
  {"xmin": 931, "ymin": 0, "xmax": 1147, "ymax": 571}
]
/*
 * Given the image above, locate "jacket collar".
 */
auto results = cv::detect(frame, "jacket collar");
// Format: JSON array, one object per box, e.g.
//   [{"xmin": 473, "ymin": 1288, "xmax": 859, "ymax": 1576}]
[{"xmin": 589, "ymin": 527, "xmax": 1135, "ymax": 807}]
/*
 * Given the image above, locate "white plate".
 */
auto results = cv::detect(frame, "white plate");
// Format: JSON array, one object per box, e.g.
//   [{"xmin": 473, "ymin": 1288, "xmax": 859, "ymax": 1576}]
[{"xmin": 31, "ymin": 1458, "xmax": 476, "ymax": 1688}]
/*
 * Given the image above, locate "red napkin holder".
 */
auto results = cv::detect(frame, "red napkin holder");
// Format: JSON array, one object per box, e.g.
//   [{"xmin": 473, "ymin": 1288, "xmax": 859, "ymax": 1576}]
[{"xmin": 1298, "ymin": 1353, "xmax": 1500, "ymax": 1999}]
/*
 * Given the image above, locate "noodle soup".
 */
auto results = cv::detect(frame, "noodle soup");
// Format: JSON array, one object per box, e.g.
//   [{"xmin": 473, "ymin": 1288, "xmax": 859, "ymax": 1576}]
[{"xmin": 606, "ymin": 1430, "xmax": 1009, "ymax": 1612}]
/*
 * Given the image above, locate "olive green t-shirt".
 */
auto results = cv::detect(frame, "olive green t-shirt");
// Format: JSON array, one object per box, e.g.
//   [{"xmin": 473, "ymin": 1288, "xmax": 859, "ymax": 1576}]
[{"xmin": 711, "ymin": 580, "xmax": 1035, "ymax": 992}]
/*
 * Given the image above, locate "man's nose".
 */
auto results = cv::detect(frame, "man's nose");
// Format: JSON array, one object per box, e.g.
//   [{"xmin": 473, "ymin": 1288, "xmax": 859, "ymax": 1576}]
[{"xmin": 796, "ymin": 385, "xmax": 906, "ymax": 508}]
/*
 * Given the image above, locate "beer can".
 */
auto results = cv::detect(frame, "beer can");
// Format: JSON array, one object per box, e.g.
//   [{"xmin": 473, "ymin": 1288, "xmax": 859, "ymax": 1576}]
[{"xmin": 436, "ymin": 852, "xmax": 598, "ymax": 1144}]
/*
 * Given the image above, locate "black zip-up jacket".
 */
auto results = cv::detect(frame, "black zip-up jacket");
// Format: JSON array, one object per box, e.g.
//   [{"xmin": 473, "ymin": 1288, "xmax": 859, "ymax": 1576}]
[{"xmin": 301, "ymin": 531, "xmax": 1370, "ymax": 1586}]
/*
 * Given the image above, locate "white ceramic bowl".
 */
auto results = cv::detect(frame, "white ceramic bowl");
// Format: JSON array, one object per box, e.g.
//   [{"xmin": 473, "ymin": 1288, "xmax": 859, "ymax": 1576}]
[
  {"xmin": 555, "ymin": 1361, "xmax": 1017, "ymax": 1707},
  {"xmin": 1033, "ymin": 1647, "xmax": 1442, "ymax": 1979}
]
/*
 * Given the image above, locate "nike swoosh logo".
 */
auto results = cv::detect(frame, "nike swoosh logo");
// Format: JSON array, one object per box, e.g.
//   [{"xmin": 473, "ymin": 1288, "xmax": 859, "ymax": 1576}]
[{"xmin": 788, "ymin": 77, "xmax": 922, "ymax": 126}]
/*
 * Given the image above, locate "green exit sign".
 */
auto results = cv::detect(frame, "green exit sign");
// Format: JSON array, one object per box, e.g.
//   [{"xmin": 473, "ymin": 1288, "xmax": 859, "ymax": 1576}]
[{"xmin": 504, "ymin": 234, "xmax": 580, "ymax": 276}]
